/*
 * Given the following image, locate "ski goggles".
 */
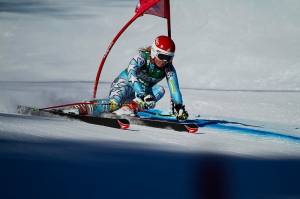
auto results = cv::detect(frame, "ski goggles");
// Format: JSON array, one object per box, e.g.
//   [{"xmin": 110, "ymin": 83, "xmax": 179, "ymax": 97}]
[{"xmin": 157, "ymin": 53, "xmax": 174, "ymax": 62}]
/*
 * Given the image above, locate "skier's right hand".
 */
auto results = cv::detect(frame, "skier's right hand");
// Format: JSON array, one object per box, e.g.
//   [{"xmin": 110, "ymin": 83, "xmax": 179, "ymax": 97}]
[
  {"xmin": 133, "ymin": 94, "xmax": 156, "ymax": 111},
  {"xmin": 143, "ymin": 95, "xmax": 156, "ymax": 109},
  {"xmin": 133, "ymin": 97, "xmax": 145, "ymax": 111}
]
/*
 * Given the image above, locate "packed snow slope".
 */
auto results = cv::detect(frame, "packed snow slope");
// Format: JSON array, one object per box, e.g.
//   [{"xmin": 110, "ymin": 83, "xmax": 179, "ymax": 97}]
[
  {"xmin": 1, "ymin": 81, "xmax": 300, "ymax": 156},
  {"xmin": 1, "ymin": 0, "xmax": 300, "ymax": 90},
  {"xmin": 0, "ymin": 0, "xmax": 299, "ymax": 150},
  {"xmin": 1, "ymin": 1, "xmax": 300, "ymax": 198},
  {"xmin": 1, "ymin": 81, "xmax": 300, "ymax": 199}
]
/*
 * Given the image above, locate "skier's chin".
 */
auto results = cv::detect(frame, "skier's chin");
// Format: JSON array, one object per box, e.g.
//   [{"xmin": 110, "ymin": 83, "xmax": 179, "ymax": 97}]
[
  {"xmin": 154, "ymin": 58, "xmax": 168, "ymax": 68},
  {"xmin": 156, "ymin": 63, "xmax": 166, "ymax": 68}
]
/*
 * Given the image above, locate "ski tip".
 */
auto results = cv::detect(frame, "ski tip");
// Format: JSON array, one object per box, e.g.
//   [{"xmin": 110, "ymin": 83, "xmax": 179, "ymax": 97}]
[
  {"xmin": 184, "ymin": 125, "xmax": 198, "ymax": 133},
  {"xmin": 117, "ymin": 119, "xmax": 130, "ymax": 130}
]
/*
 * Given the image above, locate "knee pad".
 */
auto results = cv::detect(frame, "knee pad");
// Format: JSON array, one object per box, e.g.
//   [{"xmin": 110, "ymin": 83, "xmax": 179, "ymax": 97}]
[
  {"xmin": 153, "ymin": 85, "xmax": 165, "ymax": 101},
  {"xmin": 109, "ymin": 99, "xmax": 120, "ymax": 112},
  {"xmin": 92, "ymin": 99, "xmax": 120, "ymax": 115}
]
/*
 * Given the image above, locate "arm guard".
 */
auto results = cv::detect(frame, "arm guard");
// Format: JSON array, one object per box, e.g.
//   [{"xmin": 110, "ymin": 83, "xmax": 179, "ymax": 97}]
[{"xmin": 165, "ymin": 65, "xmax": 183, "ymax": 105}]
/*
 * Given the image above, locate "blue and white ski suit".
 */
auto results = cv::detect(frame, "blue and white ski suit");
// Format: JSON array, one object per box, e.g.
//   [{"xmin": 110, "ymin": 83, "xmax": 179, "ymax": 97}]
[{"xmin": 93, "ymin": 50, "xmax": 183, "ymax": 115}]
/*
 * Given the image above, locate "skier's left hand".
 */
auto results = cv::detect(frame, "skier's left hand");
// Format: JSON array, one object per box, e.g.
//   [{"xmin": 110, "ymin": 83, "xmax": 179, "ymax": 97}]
[{"xmin": 174, "ymin": 104, "xmax": 189, "ymax": 120}]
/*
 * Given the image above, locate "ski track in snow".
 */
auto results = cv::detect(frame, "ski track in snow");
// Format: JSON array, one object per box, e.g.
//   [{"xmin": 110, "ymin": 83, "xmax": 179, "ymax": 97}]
[{"xmin": 0, "ymin": 81, "xmax": 300, "ymax": 158}]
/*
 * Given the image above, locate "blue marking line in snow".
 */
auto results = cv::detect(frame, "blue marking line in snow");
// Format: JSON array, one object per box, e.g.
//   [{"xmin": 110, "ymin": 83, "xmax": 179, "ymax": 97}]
[
  {"xmin": 139, "ymin": 110, "xmax": 300, "ymax": 144},
  {"xmin": 195, "ymin": 119, "xmax": 300, "ymax": 144}
]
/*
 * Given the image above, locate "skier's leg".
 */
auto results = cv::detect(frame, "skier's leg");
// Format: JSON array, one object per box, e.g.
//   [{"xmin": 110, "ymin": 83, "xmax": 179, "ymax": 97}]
[
  {"xmin": 62, "ymin": 75, "xmax": 133, "ymax": 116},
  {"xmin": 60, "ymin": 98, "xmax": 115, "ymax": 116},
  {"xmin": 92, "ymin": 98, "xmax": 118, "ymax": 116},
  {"xmin": 129, "ymin": 85, "xmax": 164, "ymax": 110},
  {"xmin": 93, "ymin": 75, "xmax": 135, "ymax": 116}
]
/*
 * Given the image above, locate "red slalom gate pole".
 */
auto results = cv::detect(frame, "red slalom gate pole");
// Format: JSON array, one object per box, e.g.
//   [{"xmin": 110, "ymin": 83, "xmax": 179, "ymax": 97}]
[
  {"xmin": 40, "ymin": 101, "xmax": 96, "ymax": 110},
  {"xmin": 92, "ymin": 0, "xmax": 162, "ymax": 99},
  {"xmin": 92, "ymin": 12, "xmax": 143, "ymax": 99}
]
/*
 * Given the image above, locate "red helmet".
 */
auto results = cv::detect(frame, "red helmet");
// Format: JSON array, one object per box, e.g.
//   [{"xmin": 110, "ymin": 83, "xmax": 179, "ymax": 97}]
[{"xmin": 151, "ymin": 35, "xmax": 175, "ymax": 62}]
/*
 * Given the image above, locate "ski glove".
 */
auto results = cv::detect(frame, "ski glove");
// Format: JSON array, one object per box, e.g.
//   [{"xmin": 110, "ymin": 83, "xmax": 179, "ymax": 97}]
[
  {"xmin": 143, "ymin": 95, "xmax": 156, "ymax": 109},
  {"xmin": 174, "ymin": 104, "xmax": 189, "ymax": 120},
  {"xmin": 133, "ymin": 94, "xmax": 156, "ymax": 111}
]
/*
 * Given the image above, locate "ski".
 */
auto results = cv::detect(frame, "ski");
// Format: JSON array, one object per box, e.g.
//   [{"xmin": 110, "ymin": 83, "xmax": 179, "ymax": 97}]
[
  {"xmin": 17, "ymin": 106, "xmax": 130, "ymax": 130},
  {"xmin": 128, "ymin": 116, "xmax": 198, "ymax": 133},
  {"xmin": 98, "ymin": 112, "xmax": 198, "ymax": 133},
  {"xmin": 134, "ymin": 109, "xmax": 199, "ymax": 133},
  {"xmin": 17, "ymin": 106, "xmax": 198, "ymax": 133},
  {"xmin": 68, "ymin": 114, "xmax": 130, "ymax": 130},
  {"xmin": 107, "ymin": 109, "xmax": 198, "ymax": 133}
]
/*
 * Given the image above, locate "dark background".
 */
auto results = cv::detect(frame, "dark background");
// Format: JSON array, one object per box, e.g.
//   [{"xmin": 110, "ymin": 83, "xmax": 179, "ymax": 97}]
[{"xmin": 1, "ymin": 137, "xmax": 299, "ymax": 199}]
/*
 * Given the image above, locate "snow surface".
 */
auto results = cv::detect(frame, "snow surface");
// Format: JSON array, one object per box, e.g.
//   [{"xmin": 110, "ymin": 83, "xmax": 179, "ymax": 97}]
[
  {"xmin": 0, "ymin": 81, "xmax": 299, "ymax": 157},
  {"xmin": 1, "ymin": 1, "xmax": 300, "ymax": 198},
  {"xmin": 1, "ymin": 0, "xmax": 300, "ymax": 89},
  {"xmin": 0, "ymin": 0, "xmax": 299, "ymax": 156}
]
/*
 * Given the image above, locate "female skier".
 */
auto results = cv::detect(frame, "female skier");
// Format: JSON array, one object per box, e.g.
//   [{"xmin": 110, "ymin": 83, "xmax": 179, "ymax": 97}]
[{"xmin": 71, "ymin": 35, "xmax": 188, "ymax": 120}]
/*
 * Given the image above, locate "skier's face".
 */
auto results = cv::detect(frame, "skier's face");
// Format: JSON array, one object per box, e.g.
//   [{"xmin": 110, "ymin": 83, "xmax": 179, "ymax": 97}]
[{"xmin": 154, "ymin": 57, "xmax": 168, "ymax": 68}]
